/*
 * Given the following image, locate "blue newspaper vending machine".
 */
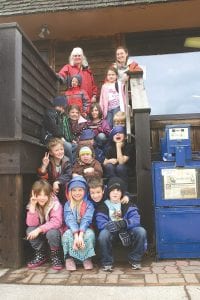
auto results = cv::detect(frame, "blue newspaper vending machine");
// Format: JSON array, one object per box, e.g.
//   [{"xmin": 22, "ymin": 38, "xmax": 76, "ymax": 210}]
[{"xmin": 152, "ymin": 124, "xmax": 200, "ymax": 259}]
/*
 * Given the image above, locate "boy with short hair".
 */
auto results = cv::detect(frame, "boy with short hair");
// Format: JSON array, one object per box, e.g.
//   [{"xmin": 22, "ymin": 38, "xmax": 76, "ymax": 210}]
[
  {"xmin": 38, "ymin": 138, "xmax": 72, "ymax": 205},
  {"xmin": 95, "ymin": 177, "xmax": 147, "ymax": 272},
  {"xmin": 113, "ymin": 111, "xmax": 126, "ymax": 127}
]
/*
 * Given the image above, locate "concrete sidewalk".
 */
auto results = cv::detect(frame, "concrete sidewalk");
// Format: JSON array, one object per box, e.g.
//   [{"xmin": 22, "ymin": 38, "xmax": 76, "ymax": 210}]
[{"xmin": 1, "ymin": 284, "xmax": 200, "ymax": 300}]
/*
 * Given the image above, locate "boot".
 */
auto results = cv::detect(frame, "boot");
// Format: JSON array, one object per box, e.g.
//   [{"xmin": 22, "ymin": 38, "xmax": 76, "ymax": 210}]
[
  {"xmin": 50, "ymin": 248, "xmax": 63, "ymax": 270},
  {"xmin": 27, "ymin": 248, "xmax": 47, "ymax": 269}
]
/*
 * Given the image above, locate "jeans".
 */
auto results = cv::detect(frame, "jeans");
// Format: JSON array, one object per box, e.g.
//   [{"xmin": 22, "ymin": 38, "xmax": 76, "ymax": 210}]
[
  {"xmin": 26, "ymin": 226, "xmax": 61, "ymax": 250},
  {"xmin": 106, "ymin": 107, "xmax": 120, "ymax": 128},
  {"xmin": 64, "ymin": 141, "xmax": 77, "ymax": 164},
  {"xmin": 98, "ymin": 227, "xmax": 146, "ymax": 266},
  {"xmin": 104, "ymin": 163, "xmax": 128, "ymax": 187}
]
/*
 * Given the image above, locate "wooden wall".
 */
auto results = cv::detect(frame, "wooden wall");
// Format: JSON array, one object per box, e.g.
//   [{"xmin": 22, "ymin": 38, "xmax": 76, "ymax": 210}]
[
  {"xmin": 150, "ymin": 115, "xmax": 200, "ymax": 160},
  {"xmin": 34, "ymin": 35, "xmax": 120, "ymax": 96},
  {"xmin": 0, "ymin": 23, "xmax": 58, "ymax": 267}
]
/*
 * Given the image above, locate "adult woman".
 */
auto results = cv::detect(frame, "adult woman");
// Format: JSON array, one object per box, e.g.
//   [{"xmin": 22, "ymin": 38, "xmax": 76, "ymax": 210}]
[
  {"xmin": 58, "ymin": 47, "xmax": 98, "ymax": 106},
  {"xmin": 113, "ymin": 46, "xmax": 143, "ymax": 83}
]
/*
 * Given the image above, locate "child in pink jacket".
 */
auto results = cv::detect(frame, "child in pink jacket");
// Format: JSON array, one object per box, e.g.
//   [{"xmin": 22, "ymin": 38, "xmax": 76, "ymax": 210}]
[
  {"xmin": 99, "ymin": 66, "xmax": 125, "ymax": 128},
  {"xmin": 26, "ymin": 180, "xmax": 63, "ymax": 270}
]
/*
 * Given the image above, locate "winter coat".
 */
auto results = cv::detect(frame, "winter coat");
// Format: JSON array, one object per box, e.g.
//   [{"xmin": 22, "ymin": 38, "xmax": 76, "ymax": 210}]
[
  {"xmin": 37, "ymin": 156, "xmax": 72, "ymax": 186},
  {"xmin": 58, "ymin": 64, "xmax": 98, "ymax": 101},
  {"xmin": 41, "ymin": 108, "xmax": 73, "ymax": 144},
  {"xmin": 95, "ymin": 201, "xmax": 141, "ymax": 231},
  {"xmin": 72, "ymin": 158, "xmax": 103, "ymax": 180},
  {"xmin": 64, "ymin": 199, "xmax": 94, "ymax": 233},
  {"xmin": 26, "ymin": 195, "xmax": 63, "ymax": 233},
  {"xmin": 87, "ymin": 118, "xmax": 110, "ymax": 137},
  {"xmin": 99, "ymin": 82, "xmax": 126, "ymax": 119},
  {"xmin": 65, "ymin": 86, "xmax": 89, "ymax": 114}
]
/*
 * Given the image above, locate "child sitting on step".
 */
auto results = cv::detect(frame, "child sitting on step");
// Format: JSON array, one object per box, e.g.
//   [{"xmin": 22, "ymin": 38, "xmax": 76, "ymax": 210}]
[
  {"xmin": 95, "ymin": 177, "xmax": 147, "ymax": 272},
  {"xmin": 62, "ymin": 176, "xmax": 95, "ymax": 271},
  {"xmin": 26, "ymin": 180, "xmax": 63, "ymax": 270}
]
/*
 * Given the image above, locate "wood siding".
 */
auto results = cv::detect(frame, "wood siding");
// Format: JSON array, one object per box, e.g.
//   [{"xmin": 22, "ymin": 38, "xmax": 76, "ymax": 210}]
[
  {"xmin": 0, "ymin": 23, "xmax": 58, "ymax": 267},
  {"xmin": 150, "ymin": 115, "xmax": 200, "ymax": 160}
]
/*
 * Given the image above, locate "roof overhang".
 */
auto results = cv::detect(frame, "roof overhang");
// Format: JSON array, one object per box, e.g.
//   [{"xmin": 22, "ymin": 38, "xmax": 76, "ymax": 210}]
[{"xmin": 0, "ymin": 0, "xmax": 199, "ymax": 41}]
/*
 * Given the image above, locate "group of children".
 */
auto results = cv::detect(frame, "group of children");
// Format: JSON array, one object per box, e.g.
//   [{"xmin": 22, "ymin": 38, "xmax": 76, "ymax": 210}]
[
  {"xmin": 25, "ymin": 48, "xmax": 146, "ymax": 272},
  {"xmin": 26, "ymin": 175, "xmax": 146, "ymax": 272}
]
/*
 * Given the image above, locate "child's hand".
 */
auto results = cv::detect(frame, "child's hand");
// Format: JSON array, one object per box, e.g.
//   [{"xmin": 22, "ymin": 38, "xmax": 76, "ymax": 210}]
[
  {"xmin": 78, "ymin": 232, "xmax": 85, "ymax": 249},
  {"xmin": 27, "ymin": 227, "xmax": 41, "ymax": 240},
  {"xmin": 121, "ymin": 195, "xmax": 129, "ymax": 204},
  {"xmin": 84, "ymin": 167, "xmax": 94, "ymax": 174},
  {"xmin": 116, "ymin": 141, "xmax": 124, "ymax": 148},
  {"xmin": 73, "ymin": 234, "xmax": 79, "ymax": 250},
  {"xmin": 109, "ymin": 158, "xmax": 118, "ymax": 165},
  {"xmin": 29, "ymin": 191, "xmax": 37, "ymax": 213},
  {"xmin": 53, "ymin": 181, "xmax": 60, "ymax": 194},
  {"xmin": 42, "ymin": 152, "xmax": 50, "ymax": 168}
]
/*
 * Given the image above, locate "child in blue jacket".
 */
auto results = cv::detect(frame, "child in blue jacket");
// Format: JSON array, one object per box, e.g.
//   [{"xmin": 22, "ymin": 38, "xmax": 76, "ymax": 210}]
[
  {"xmin": 95, "ymin": 177, "xmax": 147, "ymax": 272},
  {"xmin": 62, "ymin": 176, "xmax": 95, "ymax": 271}
]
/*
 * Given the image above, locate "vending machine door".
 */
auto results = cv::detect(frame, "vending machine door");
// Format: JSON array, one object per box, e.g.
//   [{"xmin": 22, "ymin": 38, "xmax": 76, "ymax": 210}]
[
  {"xmin": 155, "ymin": 207, "xmax": 200, "ymax": 259},
  {"xmin": 152, "ymin": 161, "xmax": 200, "ymax": 207}
]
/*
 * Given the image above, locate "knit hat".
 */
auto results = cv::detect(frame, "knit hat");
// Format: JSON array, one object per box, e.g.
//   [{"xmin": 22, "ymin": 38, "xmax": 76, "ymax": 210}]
[
  {"xmin": 79, "ymin": 129, "xmax": 95, "ymax": 141},
  {"xmin": 68, "ymin": 176, "xmax": 87, "ymax": 192},
  {"xmin": 52, "ymin": 96, "xmax": 67, "ymax": 107},
  {"xmin": 79, "ymin": 146, "xmax": 92, "ymax": 157},
  {"xmin": 107, "ymin": 177, "xmax": 126, "ymax": 196},
  {"xmin": 69, "ymin": 74, "xmax": 82, "ymax": 87},
  {"xmin": 109, "ymin": 125, "xmax": 125, "ymax": 140}
]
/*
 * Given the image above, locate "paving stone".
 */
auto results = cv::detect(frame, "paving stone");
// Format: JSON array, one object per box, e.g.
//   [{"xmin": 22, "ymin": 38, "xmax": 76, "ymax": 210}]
[
  {"xmin": 151, "ymin": 261, "xmax": 176, "ymax": 267},
  {"xmin": 82, "ymin": 273, "xmax": 106, "ymax": 279},
  {"xmin": 0, "ymin": 269, "xmax": 9, "ymax": 277},
  {"xmin": 46, "ymin": 273, "xmax": 69, "ymax": 279},
  {"xmin": 10, "ymin": 267, "xmax": 28, "ymax": 274},
  {"xmin": 176, "ymin": 260, "xmax": 190, "ymax": 266},
  {"xmin": 66, "ymin": 274, "xmax": 82, "ymax": 284},
  {"xmin": 29, "ymin": 273, "xmax": 46, "ymax": 284},
  {"xmin": 80, "ymin": 278, "xmax": 106, "ymax": 284},
  {"xmin": 105, "ymin": 274, "xmax": 119, "ymax": 284},
  {"xmin": 119, "ymin": 275, "xmax": 145, "ymax": 285},
  {"xmin": 42, "ymin": 278, "xmax": 67, "ymax": 285},
  {"xmin": 189, "ymin": 260, "xmax": 200, "ymax": 266},
  {"xmin": 151, "ymin": 267, "xmax": 166, "ymax": 274},
  {"xmin": 16, "ymin": 273, "xmax": 34, "ymax": 284},
  {"xmin": 183, "ymin": 273, "xmax": 199, "ymax": 283},
  {"xmin": 145, "ymin": 274, "xmax": 158, "ymax": 284},
  {"xmin": 165, "ymin": 266, "xmax": 179, "ymax": 273},
  {"xmin": 179, "ymin": 266, "xmax": 200, "ymax": 273},
  {"xmin": 158, "ymin": 274, "xmax": 185, "ymax": 284}
]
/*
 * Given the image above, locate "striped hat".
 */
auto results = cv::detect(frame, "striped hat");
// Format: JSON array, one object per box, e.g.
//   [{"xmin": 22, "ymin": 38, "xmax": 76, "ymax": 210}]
[{"xmin": 79, "ymin": 146, "xmax": 92, "ymax": 156}]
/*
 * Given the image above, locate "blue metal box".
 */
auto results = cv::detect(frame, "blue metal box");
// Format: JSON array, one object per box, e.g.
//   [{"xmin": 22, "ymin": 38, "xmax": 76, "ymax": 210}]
[{"xmin": 155, "ymin": 207, "xmax": 200, "ymax": 259}]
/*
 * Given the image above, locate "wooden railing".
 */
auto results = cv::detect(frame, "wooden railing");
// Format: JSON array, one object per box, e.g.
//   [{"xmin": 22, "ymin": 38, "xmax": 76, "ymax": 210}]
[{"xmin": 129, "ymin": 73, "xmax": 153, "ymax": 241}]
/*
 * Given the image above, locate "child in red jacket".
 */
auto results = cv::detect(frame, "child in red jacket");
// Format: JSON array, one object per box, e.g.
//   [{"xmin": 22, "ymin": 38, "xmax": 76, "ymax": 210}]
[{"xmin": 65, "ymin": 74, "xmax": 90, "ymax": 117}]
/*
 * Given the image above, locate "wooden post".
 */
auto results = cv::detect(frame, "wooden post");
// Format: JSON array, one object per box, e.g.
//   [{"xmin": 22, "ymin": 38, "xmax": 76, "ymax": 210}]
[{"xmin": 130, "ymin": 75, "xmax": 154, "ymax": 242}]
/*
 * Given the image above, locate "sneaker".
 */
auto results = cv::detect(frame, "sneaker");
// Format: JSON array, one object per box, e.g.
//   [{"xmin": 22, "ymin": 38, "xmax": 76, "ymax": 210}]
[
  {"xmin": 102, "ymin": 265, "xmax": 113, "ymax": 272},
  {"xmin": 131, "ymin": 263, "xmax": 141, "ymax": 270},
  {"xmin": 83, "ymin": 259, "xmax": 93, "ymax": 270},
  {"xmin": 65, "ymin": 258, "xmax": 76, "ymax": 271}
]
